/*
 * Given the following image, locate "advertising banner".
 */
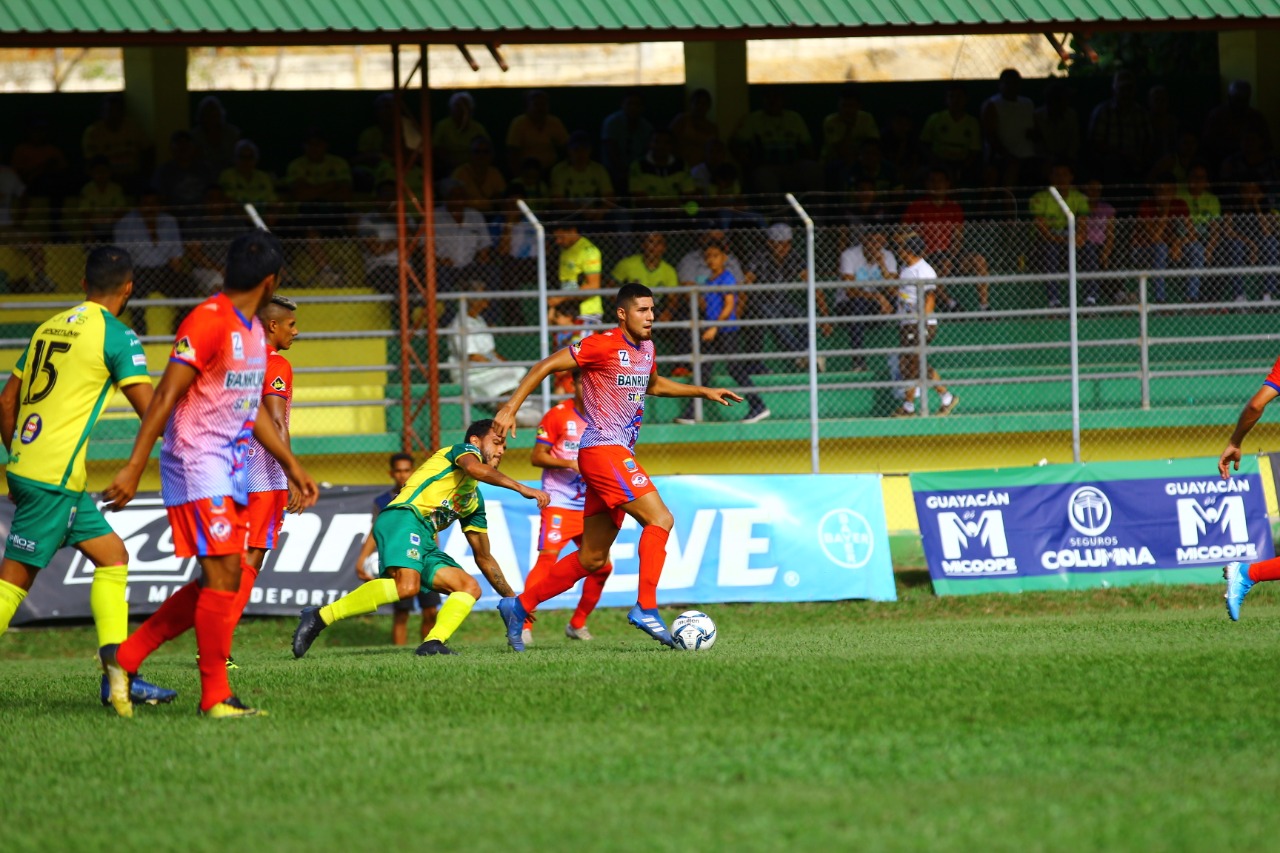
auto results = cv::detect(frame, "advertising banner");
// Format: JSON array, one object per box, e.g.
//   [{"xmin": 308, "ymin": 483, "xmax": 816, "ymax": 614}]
[
  {"xmin": 911, "ymin": 457, "xmax": 1274, "ymax": 596},
  {"xmin": 5, "ymin": 474, "xmax": 895, "ymax": 624}
]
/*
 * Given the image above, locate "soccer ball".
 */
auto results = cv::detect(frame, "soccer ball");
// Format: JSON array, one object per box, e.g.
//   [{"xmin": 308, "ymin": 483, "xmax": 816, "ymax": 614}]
[
  {"xmin": 671, "ymin": 610, "xmax": 717, "ymax": 651},
  {"xmin": 362, "ymin": 553, "xmax": 380, "ymax": 578}
]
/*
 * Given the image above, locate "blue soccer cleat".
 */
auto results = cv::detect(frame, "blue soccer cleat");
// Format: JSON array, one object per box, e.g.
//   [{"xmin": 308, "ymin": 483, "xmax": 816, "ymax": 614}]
[
  {"xmin": 497, "ymin": 597, "xmax": 528, "ymax": 652},
  {"xmin": 1225, "ymin": 561, "xmax": 1255, "ymax": 622},
  {"xmin": 99, "ymin": 672, "xmax": 178, "ymax": 706},
  {"xmin": 627, "ymin": 605, "xmax": 675, "ymax": 648}
]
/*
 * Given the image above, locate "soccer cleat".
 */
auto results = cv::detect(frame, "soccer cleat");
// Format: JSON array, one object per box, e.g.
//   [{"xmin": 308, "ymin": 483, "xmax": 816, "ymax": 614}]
[
  {"xmin": 565, "ymin": 624, "xmax": 594, "ymax": 641},
  {"xmin": 201, "ymin": 696, "xmax": 267, "ymax": 719},
  {"xmin": 497, "ymin": 597, "xmax": 528, "ymax": 652},
  {"xmin": 101, "ymin": 672, "xmax": 178, "ymax": 707},
  {"xmin": 937, "ymin": 395, "xmax": 961, "ymax": 416},
  {"xmin": 741, "ymin": 407, "xmax": 772, "ymax": 425},
  {"xmin": 415, "ymin": 639, "xmax": 459, "ymax": 656},
  {"xmin": 1225, "ymin": 561, "xmax": 1254, "ymax": 621},
  {"xmin": 98, "ymin": 644, "xmax": 133, "ymax": 718},
  {"xmin": 292, "ymin": 606, "xmax": 326, "ymax": 658},
  {"xmin": 627, "ymin": 605, "xmax": 675, "ymax": 648},
  {"xmin": 521, "ymin": 627, "xmax": 533, "ymax": 646}
]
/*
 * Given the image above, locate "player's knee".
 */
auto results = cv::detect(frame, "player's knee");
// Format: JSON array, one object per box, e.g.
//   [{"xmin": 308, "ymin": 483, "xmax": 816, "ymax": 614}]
[
  {"xmin": 649, "ymin": 507, "xmax": 674, "ymax": 531},
  {"xmin": 579, "ymin": 550, "xmax": 609, "ymax": 573},
  {"xmin": 458, "ymin": 575, "xmax": 482, "ymax": 600}
]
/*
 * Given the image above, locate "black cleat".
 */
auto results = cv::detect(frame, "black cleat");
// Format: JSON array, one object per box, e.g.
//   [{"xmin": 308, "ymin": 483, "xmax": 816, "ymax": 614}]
[
  {"xmin": 292, "ymin": 606, "xmax": 326, "ymax": 658},
  {"xmin": 415, "ymin": 639, "xmax": 459, "ymax": 656}
]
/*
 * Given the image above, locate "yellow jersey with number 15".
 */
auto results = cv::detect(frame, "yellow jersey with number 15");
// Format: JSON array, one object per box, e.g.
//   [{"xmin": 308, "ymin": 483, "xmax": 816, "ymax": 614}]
[{"xmin": 7, "ymin": 302, "xmax": 150, "ymax": 494}]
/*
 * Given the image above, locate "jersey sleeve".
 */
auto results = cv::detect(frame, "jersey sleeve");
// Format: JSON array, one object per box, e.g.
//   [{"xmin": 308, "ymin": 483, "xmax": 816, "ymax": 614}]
[
  {"xmin": 460, "ymin": 490, "xmax": 488, "ymax": 533},
  {"xmin": 535, "ymin": 408, "xmax": 561, "ymax": 447},
  {"xmin": 570, "ymin": 333, "xmax": 610, "ymax": 369},
  {"xmin": 444, "ymin": 442, "xmax": 483, "ymax": 465},
  {"xmin": 170, "ymin": 309, "xmax": 225, "ymax": 372},
  {"xmin": 1264, "ymin": 355, "xmax": 1280, "ymax": 394},
  {"xmin": 103, "ymin": 319, "xmax": 150, "ymax": 388},
  {"xmin": 263, "ymin": 353, "xmax": 293, "ymax": 399},
  {"xmin": 11, "ymin": 341, "xmax": 30, "ymax": 379}
]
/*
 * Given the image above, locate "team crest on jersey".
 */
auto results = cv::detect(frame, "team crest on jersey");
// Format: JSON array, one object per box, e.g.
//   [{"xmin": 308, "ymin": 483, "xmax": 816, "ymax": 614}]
[
  {"xmin": 551, "ymin": 514, "xmax": 562, "ymax": 527},
  {"xmin": 618, "ymin": 350, "xmax": 631, "ymax": 367},
  {"xmin": 209, "ymin": 519, "xmax": 233, "ymax": 542},
  {"xmin": 410, "ymin": 533, "xmax": 421, "ymax": 545},
  {"xmin": 271, "ymin": 376, "xmax": 287, "ymax": 392},
  {"xmin": 407, "ymin": 548, "xmax": 421, "ymax": 560},
  {"xmin": 65, "ymin": 305, "xmax": 88, "ymax": 325},
  {"xmin": 210, "ymin": 497, "xmax": 228, "ymax": 515},
  {"xmin": 631, "ymin": 474, "xmax": 649, "ymax": 487},
  {"xmin": 20, "ymin": 413, "xmax": 41, "ymax": 444},
  {"xmin": 547, "ymin": 530, "xmax": 562, "ymax": 543},
  {"xmin": 536, "ymin": 426, "xmax": 548, "ymax": 438},
  {"xmin": 623, "ymin": 458, "xmax": 637, "ymax": 471},
  {"xmin": 232, "ymin": 332, "xmax": 245, "ymax": 361},
  {"xmin": 174, "ymin": 336, "xmax": 194, "ymax": 358}
]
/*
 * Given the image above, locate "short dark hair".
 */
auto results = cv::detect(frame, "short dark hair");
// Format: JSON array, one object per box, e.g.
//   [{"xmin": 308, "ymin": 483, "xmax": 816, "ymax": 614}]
[
  {"xmin": 616, "ymin": 282, "xmax": 653, "ymax": 311},
  {"xmin": 389, "ymin": 452, "xmax": 414, "ymax": 467},
  {"xmin": 260, "ymin": 294, "xmax": 297, "ymax": 324},
  {"xmin": 84, "ymin": 246, "xmax": 134, "ymax": 296},
  {"xmin": 466, "ymin": 418, "xmax": 495, "ymax": 445},
  {"xmin": 225, "ymin": 230, "xmax": 285, "ymax": 292}
]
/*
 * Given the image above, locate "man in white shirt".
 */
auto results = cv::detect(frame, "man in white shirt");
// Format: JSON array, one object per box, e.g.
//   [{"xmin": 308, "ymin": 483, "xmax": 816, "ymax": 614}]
[
  {"xmin": 434, "ymin": 181, "xmax": 493, "ymax": 297},
  {"xmin": 837, "ymin": 227, "xmax": 897, "ymax": 369},
  {"xmin": 448, "ymin": 282, "xmax": 539, "ymax": 426},
  {"xmin": 895, "ymin": 235, "xmax": 959, "ymax": 417}
]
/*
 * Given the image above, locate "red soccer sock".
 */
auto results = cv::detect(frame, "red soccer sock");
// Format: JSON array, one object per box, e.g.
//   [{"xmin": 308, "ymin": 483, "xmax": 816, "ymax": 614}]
[
  {"xmin": 116, "ymin": 581, "xmax": 200, "ymax": 673},
  {"xmin": 521, "ymin": 551, "xmax": 560, "ymax": 627},
  {"xmin": 519, "ymin": 552, "xmax": 590, "ymax": 613},
  {"xmin": 571, "ymin": 562, "xmax": 612, "ymax": 630},
  {"xmin": 230, "ymin": 559, "xmax": 260, "ymax": 633},
  {"xmin": 195, "ymin": 588, "xmax": 237, "ymax": 711},
  {"xmin": 637, "ymin": 526, "xmax": 669, "ymax": 610},
  {"xmin": 1248, "ymin": 557, "xmax": 1280, "ymax": 582}
]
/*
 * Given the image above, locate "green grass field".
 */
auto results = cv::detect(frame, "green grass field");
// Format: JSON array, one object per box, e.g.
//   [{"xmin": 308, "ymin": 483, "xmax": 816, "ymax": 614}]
[{"xmin": 4, "ymin": 578, "xmax": 1280, "ymax": 852}]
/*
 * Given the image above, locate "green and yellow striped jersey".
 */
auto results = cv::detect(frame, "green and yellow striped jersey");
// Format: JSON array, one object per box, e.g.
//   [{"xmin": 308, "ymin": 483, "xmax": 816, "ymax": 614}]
[{"xmin": 386, "ymin": 443, "xmax": 488, "ymax": 534}]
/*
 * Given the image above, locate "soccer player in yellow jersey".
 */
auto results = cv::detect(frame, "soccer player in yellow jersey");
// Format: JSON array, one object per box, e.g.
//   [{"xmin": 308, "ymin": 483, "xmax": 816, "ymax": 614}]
[
  {"xmin": 0, "ymin": 246, "xmax": 174, "ymax": 716},
  {"xmin": 291, "ymin": 420, "xmax": 549, "ymax": 657}
]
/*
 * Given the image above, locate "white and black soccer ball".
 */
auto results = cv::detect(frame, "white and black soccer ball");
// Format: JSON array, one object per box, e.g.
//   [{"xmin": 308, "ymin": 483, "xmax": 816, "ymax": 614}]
[
  {"xmin": 671, "ymin": 610, "xmax": 717, "ymax": 651},
  {"xmin": 362, "ymin": 553, "xmax": 381, "ymax": 578}
]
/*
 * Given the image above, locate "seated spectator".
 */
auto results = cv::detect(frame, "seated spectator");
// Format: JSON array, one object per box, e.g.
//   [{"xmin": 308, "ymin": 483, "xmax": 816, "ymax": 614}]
[
  {"xmin": 356, "ymin": 181, "xmax": 401, "ymax": 295},
  {"xmin": 76, "ymin": 156, "xmax": 129, "ymax": 240},
  {"xmin": 1220, "ymin": 130, "xmax": 1280, "ymax": 190},
  {"xmin": 1177, "ymin": 163, "xmax": 1227, "ymax": 303},
  {"xmin": 82, "ymin": 93, "xmax": 152, "ymax": 191},
  {"xmin": 1081, "ymin": 177, "xmax": 1118, "ymax": 302},
  {"xmin": 506, "ymin": 90, "xmax": 569, "ymax": 175},
  {"xmin": 894, "ymin": 234, "xmax": 958, "ymax": 417},
  {"xmin": 448, "ymin": 284, "xmax": 540, "ymax": 426},
  {"xmin": 903, "ymin": 168, "xmax": 990, "ymax": 311},
  {"xmin": 451, "ymin": 136, "xmax": 506, "ymax": 213},
  {"xmin": 0, "ymin": 152, "xmax": 26, "ymax": 233},
  {"xmin": 1029, "ymin": 162, "xmax": 1089, "ymax": 307},
  {"xmin": 550, "ymin": 222, "xmax": 603, "ymax": 330},
  {"xmin": 821, "ymin": 83, "xmax": 879, "ymax": 165},
  {"xmin": 919, "ymin": 85, "xmax": 981, "ymax": 182},
  {"xmin": 1203, "ymin": 80, "xmax": 1272, "ymax": 168},
  {"xmin": 601, "ymin": 91, "xmax": 654, "ymax": 192},
  {"xmin": 628, "ymin": 130, "xmax": 694, "ymax": 208},
  {"xmin": 677, "ymin": 229, "xmax": 744, "ymax": 291},
  {"xmin": 515, "ymin": 157, "xmax": 551, "ymax": 208},
  {"xmin": 981, "ymin": 69, "xmax": 1036, "ymax": 187},
  {"xmin": 1223, "ymin": 180, "xmax": 1280, "ymax": 300},
  {"xmin": 670, "ymin": 88, "xmax": 719, "ymax": 170},
  {"xmin": 1033, "ymin": 81, "xmax": 1080, "ymax": 176},
  {"xmin": 690, "ymin": 138, "xmax": 731, "ymax": 194},
  {"xmin": 732, "ymin": 87, "xmax": 821, "ymax": 193},
  {"xmin": 433, "ymin": 181, "xmax": 493, "ymax": 296},
  {"xmin": 9, "ymin": 116, "xmax": 70, "ymax": 204},
  {"xmin": 743, "ymin": 222, "xmax": 827, "ymax": 371},
  {"xmin": 1133, "ymin": 177, "xmax": 1191, "ymax": 303},
  {"xmin": 357, "ymin": 93, "xmax": 397, "ymax": 170},
  {"xmin": 219, "ymin": 140, "xmax": 278, "ymax": 209},
  {"xmin": 286, "ymin": 130, "xmax": 353, "ymax": 204},
  {"xmin": 495, "ymin": 183, "xmax": 540, "ymax": 324},
  {"xmin": 114, "ymin": 188, "xmax": 188, "ymax": 335},
  {"xmin": 613, "ymin": 231, "xmax": 683, "ymax": 366},
  {"xmin": 1148, "ymin": 130, "xmax": 1201, "ymax": 187},
  {"xmin": 676, "ymin": 241, "xmax": 769, "ymax": 425},
  {"xmin": 152, "ymin": 130, "xmax": 215, "ymax": 229},
  {"xmin": 837, "ymin": 227, "xmax": 897, "ymax": 369},
  {"xmin": 549, "ymin": 131, "xmax": 615, "ymax": 217},
  {"xmin": 1086, "ymin": 70, "xmax": 1152, "ymax": 186},
  {"xmin": 191, "ymin": 96, "xmax": 241, "ymax": 172},
  {"xmin": 1147, "ymin": 85, "xmax": 1180, "ymax": 158},
  {"xmin": 434, "ymin": 92, "xmax": 491, "ymax": 175}
]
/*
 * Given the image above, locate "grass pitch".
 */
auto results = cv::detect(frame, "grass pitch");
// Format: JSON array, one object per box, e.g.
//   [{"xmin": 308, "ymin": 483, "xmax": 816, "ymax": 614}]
[{"xmin": 4, "ymin": 578, "xmax": 1280, "ymax": 852}]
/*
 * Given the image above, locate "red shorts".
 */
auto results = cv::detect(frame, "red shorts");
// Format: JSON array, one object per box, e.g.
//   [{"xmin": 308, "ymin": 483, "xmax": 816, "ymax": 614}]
[
  {"xmin": 579, "ymin": 445, "xmax": 657, "ymax": 527},
  {"xmin": 168, "ymin": 496, "xmax": 248, "ymax": 559},
  {"xmin": 247, "ymin": 490, "xmax": 289, "ymax": 549},
  {"xmin": 538, "ymin": 506, "xmax": 585, "ymax": 551}
]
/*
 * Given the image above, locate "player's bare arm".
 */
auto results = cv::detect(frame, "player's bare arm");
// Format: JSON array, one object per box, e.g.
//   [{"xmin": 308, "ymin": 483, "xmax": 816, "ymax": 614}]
[
  {"xmin": 0, "ymin": 374, "xmax": 19, "ymax": 454},
  {"xmin": 493, "ymin": 347, "xmax": 577, "ymax": 438},
  {"xmin": 1220, "ymin": 385, "xmax": 1279, "ymax": 479},
  {"xmin": 251, "ymin": 404, "xmax": 319, "ymax": 510},
  {"xmin": 456, "ymin": 452, "xmax": 551, "ymax": 507},
  {"xmin": 648, "ymin": 373, "xmax": 743, "ymax": 407},
  {"xmin": 531, "ymin": 441, "xmax": 579, "ymax": 473},
  {"xmin": 120, "ymin": 381, "xmax": 154, "ymax": 420},
  {"xmin": 102, "ymin": 361, "xmax": 199, "ymax": 510},
  {"xmin": 464, "ymin": 529, "xmax": 515, "ymax": 598}
]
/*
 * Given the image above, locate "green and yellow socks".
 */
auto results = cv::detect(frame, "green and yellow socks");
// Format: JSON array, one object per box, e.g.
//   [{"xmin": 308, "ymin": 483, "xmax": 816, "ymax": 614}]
[
  {"xmin": 424, "ymin": 592, "xmax": 476, "ymax": 644},
  {"xmin": 318, "ymin": 578, "xmax": 400, "ymax": 625}
]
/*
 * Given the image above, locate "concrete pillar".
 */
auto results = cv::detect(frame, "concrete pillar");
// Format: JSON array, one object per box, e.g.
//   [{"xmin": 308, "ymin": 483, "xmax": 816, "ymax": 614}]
[
  {"xmin": 1218, "ymin": 30, "xmax": 1280, "ymax": 144},
  {"xmin": 683, "ymin": 41, "xmax": 749, "ymax": 140},
  {"xmin": 122, "ymin": 47, "xmax": 190, "ymax": 153}
]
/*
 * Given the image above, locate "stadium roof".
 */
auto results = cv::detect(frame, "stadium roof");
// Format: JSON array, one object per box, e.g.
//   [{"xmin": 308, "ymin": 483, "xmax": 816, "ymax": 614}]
[{"xmin": 2, "ymin": 0, "xmax": 1278, "ymax": 46}]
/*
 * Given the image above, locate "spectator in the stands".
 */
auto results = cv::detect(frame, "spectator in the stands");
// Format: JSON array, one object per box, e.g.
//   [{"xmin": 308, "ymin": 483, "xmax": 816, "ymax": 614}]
[
  {"xmin": 1148, "ymin": 130, "xmax": 1201, "ymax": 187},
  {"xmin": 152, "ymin": 130, "xmax": 214, "ymax": 229},
  {"xmin": 1223, "ymin": 180, "xmax": 1280, "ymax": 300},
  {"xmin": 669, "ymin": 88, "xmax": 719, "ymax": 170},
  {"xmin": 448, "ymin": 280, "xmax": 541, "ymax": 427},
  {"xmin": 550, "ymin": 221, "xmax": 603, "ymax": 330},
  {"xmin": 821, "ymin": 83, "xmax": 879, "ymax": 165},
  {"xmin": 82, "ymin": 93, "xmax": 152, "ymax": 190},
  {"xmin": 0, "ymin": 151, "xmax": 26, "ymax": 233},
  {"xmin": 433, "ymin": 180, "xmax": 493, "ymax": 295},
  {"xmin": 733, "ymin": 87, "xmax": 820, "ymax": 193},
  {"xmin": 1087, "ymin": 70, "xmax": 1152, "ymax": 186},
  {"xmin": 9, "ymin": 116, "xmax": 70, "ymax": 204},
  {"xmin": 1133, "ymin": 176, "xmax": 1191, "ymax": 303},
  {"xmin": 435, "ymin": 92, "xmax": 491, "ymax": 175},
  {"xmin": 1203, "ymin": 80, "xmax": 1272, "ymax": 167},
  {"xmin": 451, "ymin": 135, "xmax": 505, "ymax": 213},
  {"xmin": 601, "ymin": 90, "xmax": 654, "ymax": 193},
  {"xmin": 628, "ymin": 130, "xmax": 694, "ymax": 209},
  {"xmin": 1178, "ymin": 163, "xmax": 1227, "ymax": 303},
  {"xmin": 981, "ymin": 69, "xmax": 1036, "ymax": 187},
  {"xmin": 903, "ymin": 168, "xmax": 990, "ymax": 311},
  {"xmin": 1147, "ymin": 85, "xmax": 1180, "ymax": 158},
  {"xmin": 919, "ymin": 84, "xmax": 981, "ymax": 183},
  {"xmin": 219, "ymin": 140, "xmax": 278, "ymax": 208},
  {"xmin": 611, "ymin": 231, "xmax": 683, "ymax": 361},
  {"xmin": 1033, "ymin": 81, "xmax": 1080, "ymax": 176},
  {"xmin": 837, "ymin": 227, "xmax": 896, "ymax": 369},
  {"xmin": 550, "ymin": 131, "xmax": 615, "ymax": 219},
  {"xmin": 191, "ymin": 96, "xmax": 241, "ymax": 172},
  {"xmin": 1220, "ymin": 129, "xmax": 1280, "ymax": 191},
  {"xmin": 1081, "ymin": 177, "xmax": 1118, "ymax": 302},
  {"xmin": 356, "ymin": 180, "xmax": 400, "ymax": 296},
  {"xmin": 287, "ymin": 129, "xmax": 353, "ymax": 203},
  {"xmin": 515, "ymin": 157, "xmax": 551, "ymax": 208},
  {"xmin": 690, "ymin": 138, "xmax": 731, "ymax": 195},
  {"xmin": 1029, "ymin": 162, "xmax": 1090, "ymax": 308},
  {"xmin": 76, "ymin": 156, "xmax": 129, "ymax": 240},
  {"xmin": 743, "ymin": 222, "xmax": 827, "ymax": 371},
  {"xmin": 894, "ymin": 234, "xmax": 959, "ymax": 418},
  {"xmin": 506, "ymin": 90, "xmax": 569, "ymax": 175},
  {"xmin": 114, "ymin": 188, "xmax": 187, "ymax": 335},
  {"xmin": 356, "ymin": 93, "xmax": 397, "ymax": 171},
  {"xmin": 678, "ymin": 228, "xmax": 744, "ymax": 290}
]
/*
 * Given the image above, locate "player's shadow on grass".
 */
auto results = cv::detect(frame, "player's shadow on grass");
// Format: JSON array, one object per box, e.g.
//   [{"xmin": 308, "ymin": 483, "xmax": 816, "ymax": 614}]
[{"xmin": 896, "ymin": 569, "xmax": 933, "ymax": 590}]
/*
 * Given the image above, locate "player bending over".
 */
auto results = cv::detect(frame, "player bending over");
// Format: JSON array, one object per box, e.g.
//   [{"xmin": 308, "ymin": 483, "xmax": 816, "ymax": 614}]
[
  {"xmin": 291, "ymin": 420, "xmax": 549, "ymax": 657},
  {"xmin": 0, "ymin": 247, "xmax": 174, "ymax": 715},
  {"xmin": 492, "ymin": 283, "xmax": 741, "ymax": 651}
]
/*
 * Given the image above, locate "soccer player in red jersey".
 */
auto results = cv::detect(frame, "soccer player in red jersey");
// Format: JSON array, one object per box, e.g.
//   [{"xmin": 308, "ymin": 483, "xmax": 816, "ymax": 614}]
[
  {"xmin": 522, "ymin": 370, "xmax": 613, "ymax": 643},
  {"xmin": 101, "ymin": 231, "xmax": 319, "ymax": 718},
  {"xmin": 493, "ymin": 283, "xmax": 742, "ymax": 650}
]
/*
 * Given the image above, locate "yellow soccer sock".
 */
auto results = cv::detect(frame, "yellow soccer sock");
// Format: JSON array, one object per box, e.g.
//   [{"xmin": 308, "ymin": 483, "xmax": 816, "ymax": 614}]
[
  {"xmin": 90, "ymin": 565, "xmax": 130, "ymax": 647},
  {"xmin": 319, "ymin": 578, "xmax": 399, "ymax": 625},
  {"xmin": 424, "ymin": 592, "xmax": 476, "ymax": 644},
  {"xmin": 0, "ymin": 578, "xmax": 28, "ymax": 638}
]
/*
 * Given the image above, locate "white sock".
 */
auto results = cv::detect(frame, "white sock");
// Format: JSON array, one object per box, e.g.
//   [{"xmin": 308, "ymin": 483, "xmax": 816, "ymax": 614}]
[
  {"xmin": 940, "ymin": 392, "xmax": 954, "ymax": 406},
  {"xmin": 902, "ymin": 400, "xmax": 916, "ymax": 413}
]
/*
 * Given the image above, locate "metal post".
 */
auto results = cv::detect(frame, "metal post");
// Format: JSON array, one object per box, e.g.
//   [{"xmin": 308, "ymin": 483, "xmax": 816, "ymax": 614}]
[
  {"xmin": 1048, "ymin": 186, "xmax": 1082, "ymax": 463},
  {"xmin": 517, "ymin": 199, "xmax": 551, "ymax": 412},
  {"xmin": 916, "ymin": 294, "xmax": 929, "ymax": 417},
  {"xmin": 457, "ymin": 295, "xmax": 471, "ymax": 428},
  {"xmin": 690, "ymin": 288, "xmax": 703, "ymax": 422},
  {"xmin": 390, "ymin": 45, "xmax": 415, "ymax": 454},
  {"xmin": 1138, "ymin": 274, "xmax": 1150, "ymax": 410},
  {"xmin": 419, "ymin": 45, "xmax": 440, "ymax": 450},
  {"xmin": 786, "ymin": 193, "xmax": 820, "ymax": 474}
]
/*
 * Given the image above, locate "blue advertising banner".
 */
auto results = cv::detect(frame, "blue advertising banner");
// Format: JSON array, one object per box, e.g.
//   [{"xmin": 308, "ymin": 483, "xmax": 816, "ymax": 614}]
[{"xmin": 910, "ymin": 458, "xmax": 1274, "ymax": 595}]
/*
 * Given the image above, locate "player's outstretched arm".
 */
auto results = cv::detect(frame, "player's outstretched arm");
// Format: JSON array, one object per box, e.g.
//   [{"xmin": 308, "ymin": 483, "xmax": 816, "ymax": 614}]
[
  {"xmin": 493, "ymin": 347, "xmax": 578, "ymax": 438},
  {"xmin": 1220, "ymin": 385, "xmax": 1279, "ymax": 479},
  {"xmin": 456, "ymin": 453, "xmax": 550, "ymax": 508},
  {"xmin": 648, "ymin": 373, "xmax": 744, "ymax": 407},
  {"xmin": 464, "ymin": 529, "xmax": 515, "ymax": 598},
  {"xmin": 103, "ymin": 362, "xmax": 199, "ymax": 511},
  {"xmin": 252, "ymin": 404, "xmax": 318, "ymax": 510},
  {"xmin": 0, "ymin": 374, "xmax": 19, "ymax": 455}
]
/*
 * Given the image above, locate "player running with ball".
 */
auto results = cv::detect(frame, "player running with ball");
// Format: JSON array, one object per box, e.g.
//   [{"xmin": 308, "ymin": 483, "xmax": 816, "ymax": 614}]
[{"xmin": 493, "ymin": 283, "xmax": 742, "ymax": 650}]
